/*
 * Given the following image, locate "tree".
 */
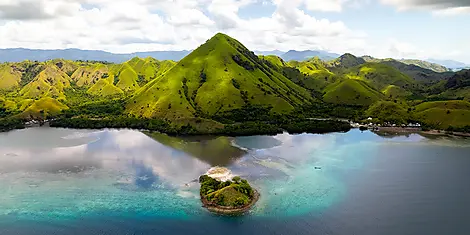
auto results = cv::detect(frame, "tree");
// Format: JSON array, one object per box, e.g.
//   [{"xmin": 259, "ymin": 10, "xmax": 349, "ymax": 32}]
[{"xmin": 232, "ymin": 176, "xmax": 241, "ymax": 183}]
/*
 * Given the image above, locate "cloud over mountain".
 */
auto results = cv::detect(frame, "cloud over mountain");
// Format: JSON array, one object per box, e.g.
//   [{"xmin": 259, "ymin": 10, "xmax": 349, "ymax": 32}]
[{"xmin": 0, "ymin": 0, "xmax": 469, "ymax": 63}]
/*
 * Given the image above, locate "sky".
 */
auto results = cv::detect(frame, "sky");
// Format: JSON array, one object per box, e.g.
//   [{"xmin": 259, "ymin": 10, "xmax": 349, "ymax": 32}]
[{"xmin": 0, "ymin": 0, "xmax": 469, "ymax": 63}]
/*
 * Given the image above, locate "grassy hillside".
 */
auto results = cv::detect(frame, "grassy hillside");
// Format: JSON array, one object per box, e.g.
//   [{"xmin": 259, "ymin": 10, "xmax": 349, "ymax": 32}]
[
  {"xmin": 71, "ymin": 63, "xmax": 109, "ymax": 87},
  {"xmin": 399, "ymin": 59, "xmax": 450, "ymax": 73},
  {"xmin": 87, "ymin": 79, "xmax": 124, "ymax": 97},
  {"xmin": 286, "ymin": 58, "xmax": 337, "ymax": 91},
  {"xmin": 380, "ymin": 60, "xmax": 452, "ymax": 82},
  {"xmin": 0, "ymin": 64, "xmax": 22, "ymax": 90},
  {"xmin": 51, "ymin": 59, "xmax": 79, "ymax": 75},
  {"xmin": 382, "ymin": 85, "xmax": 412, "ymax": 99},
  {"xmin": 20, "ymin": 63, "xmax": 71, "ymax": 99},
  {"xmin": 366, "ymin": 101, "xmax": 410, "ymax": 124},
  {"xmin": 345, "ymin": 63, "xmax": 414, "ymax": 90},
  {"xmin": 323, "ymin": 79, "xmax": 384, "ymax": 106},
  {"xmin": 126, "ymin": 57, "xmax": 175, "ymax": 83},
  {"xmin": 413, "ymin": 100, "xmax": 470, "ymax": 128},
  {"xmin": 362, "ymin": 56, "xmax": 450, "ymax": 73},
  {"xmin": 327, "ymin": 53, "xmax": 366, "ymax": 69},
  {"xmin": 21, "ymin": 97, "xmax": 69, "ymax": 119},
  {"xmin": 1, "ymin": 33, "xmax": 470, "ymax": 132},
  {"xmin": 127, "ymin": 33, "xmax": 313, "ymax": 119}
]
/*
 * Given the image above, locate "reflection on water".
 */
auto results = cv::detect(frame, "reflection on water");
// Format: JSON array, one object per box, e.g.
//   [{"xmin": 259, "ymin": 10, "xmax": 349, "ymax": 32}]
[
  {"xmin": 1, "ymin": 127, "xmax": 470, "ymax": 235},
  {"xmin": 144, "ymin": 132, "xmax": 246, "ymax": 166}
]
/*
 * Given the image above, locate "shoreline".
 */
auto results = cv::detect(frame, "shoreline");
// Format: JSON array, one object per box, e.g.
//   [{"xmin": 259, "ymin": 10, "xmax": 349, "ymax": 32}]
[
  {"xmin": 373, "ymin": 127, "xmax": 470, "ymax": 138},
  {"xmin": 201, "ymin": 189, "xmax": 260, "ymax": 216},
  {"xmin": 0, "ymin": 117, "xmax": 352, "ymax": 137}
]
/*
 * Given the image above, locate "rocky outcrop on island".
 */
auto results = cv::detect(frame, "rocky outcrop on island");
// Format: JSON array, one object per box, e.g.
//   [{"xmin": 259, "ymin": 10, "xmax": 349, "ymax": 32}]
[{"xmin": 199, "ymin": 167, "xmax": 259, "ymax": 215}]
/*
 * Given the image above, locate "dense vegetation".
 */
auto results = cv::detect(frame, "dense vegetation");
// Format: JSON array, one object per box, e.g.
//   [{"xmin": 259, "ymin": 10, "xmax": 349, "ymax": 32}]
[
  {"xmin": 199, "ymin": 175, "xmax": 255, "ymax": 208},
  {"xmin": 1, "ymin": 33, "xmax": 470, "ymax": 134}
]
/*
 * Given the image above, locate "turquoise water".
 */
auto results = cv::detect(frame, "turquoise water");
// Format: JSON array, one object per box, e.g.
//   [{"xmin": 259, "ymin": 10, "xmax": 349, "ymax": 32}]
[{"xmin": 0, "ymin": 127, "xmax": 469, "ymax": 234}]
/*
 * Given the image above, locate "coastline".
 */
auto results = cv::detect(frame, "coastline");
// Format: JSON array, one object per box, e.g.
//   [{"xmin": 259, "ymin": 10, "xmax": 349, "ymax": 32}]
[
  {"xmin": 0, "ymin": 116, "xmax": 352, "ymax": 137},
  {"xmin": 201, "ymin": 189, "xmax": 260, "ymax": 216},
  {"xmin": 372, "ymin": 127, "xmax": 470, "ymax": 138},
  {"xmin": 420, "ymin": 130, "xmax": 470, "ymax": 138}
]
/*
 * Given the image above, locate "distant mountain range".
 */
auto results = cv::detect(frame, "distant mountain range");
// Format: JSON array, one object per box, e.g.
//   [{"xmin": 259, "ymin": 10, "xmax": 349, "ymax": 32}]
[
  {"xmin": 1, "ymin": 48, "xmax": 469, "ymax": 74},
  {"xmin": 427, "ymin": 59, "xmax": 470, "ymax": 71},
  {"xmin": 0, "ymin": 48, "xmax": 340, "ymax": 64},
  {"xmin": 254, "ymin": 50, "xmax": 341, "ymax": 62},
  {"xmin": 279, "ymin": 50, "xmax": 341, "ymax": 62},
  {"xmin": 0, "ymin": 48, "xmax": 191, "ymax": 63}
]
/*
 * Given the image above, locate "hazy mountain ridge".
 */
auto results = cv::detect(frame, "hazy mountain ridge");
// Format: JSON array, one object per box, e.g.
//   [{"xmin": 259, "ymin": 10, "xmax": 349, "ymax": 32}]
[{"xmin": 0, "ymin": 48, "xmax": 191, "ymax": 63}]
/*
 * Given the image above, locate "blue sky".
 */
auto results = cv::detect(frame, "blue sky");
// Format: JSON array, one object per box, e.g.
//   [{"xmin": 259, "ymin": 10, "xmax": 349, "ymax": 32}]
[{"xmin": 0, "ymin": 0, "xmax": 469, "ymax": 63}]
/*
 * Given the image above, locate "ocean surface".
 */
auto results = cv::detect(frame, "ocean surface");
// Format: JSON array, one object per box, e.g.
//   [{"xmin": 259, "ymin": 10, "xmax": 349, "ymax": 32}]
[{"xmin": 0, "ymin": 127, "xmax": 469, "ymax": 235}]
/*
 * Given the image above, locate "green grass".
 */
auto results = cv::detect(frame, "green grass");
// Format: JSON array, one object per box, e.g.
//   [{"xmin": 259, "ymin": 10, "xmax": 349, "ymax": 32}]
[
  {"xmin": 21, "ymin": 97, "xmax": 68, "ymax": 118},
  {"xmin": 0, "ymin": 63, "xmax": 22, "ymax": 90},
  {"xmin": 345, "ymin": 63, "xmax": 414, "ymax": 90},
  {"xmin": 1, "ymin": 34, "xmax": 469, "ymax": 131},
  {"xmin": 115, "ymin": 63, "xmax": 140, "ymax": 91},
  {"xmin": 49, "ymin": 59, "xmax": 79, "ymax": 75},
  {"xmin": 366, "ymin": 101, "xmax": 410, "ymax": 124},
  {"xmin": 0, "ymin": 97, "xmax": 17, "ymax": 111},
  {"xmin": 323, "ymin": 79, "xmax": 384, "ymax": 106},
  {"xmin": 71, "ymin": 63, "xmax": 109, "ymax": 87},
  {"xmin": 259, "ymin": 55, "xmax": 286, "ymax": 70},
  {"xmin": 382, "ymin": 85, "xmax": 412, "ymax": 99},
  {"xmin": 413, "ymin": 100, "xmax": 470, "ymax": 128},
  {"xmin": 19, "ymin": 64, "xmax": 71, "ymax": 99},
  {"xmin": 127, "ymin": 33, "xmax": 313, "ymax": 119},
  {"xmin": 87, "ymin": 79, "xmax": 124, "ymax": 97},
  {"xmin": 287, "ymin": 59, "xmax": 337, "ymax": 91},
  {"xmin": 414, "ymin": 100, "xmax": 470, "ymax": 112},
  {"xmin": 443, "ymin": 87, "xmax": 470, "ymax": 101},
  {"xmin": 206, "ymin": 185, "xmax": 250, "ymax": 207},
  {"xmin": 327, "ymin": 53, "xmax": 365, "ymax": 69}
]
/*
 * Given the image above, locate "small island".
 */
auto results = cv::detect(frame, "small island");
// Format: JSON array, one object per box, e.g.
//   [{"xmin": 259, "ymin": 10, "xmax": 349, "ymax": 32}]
[{"xmin": 199, "ymin": 167, "xmax": 259, "ymax": 215}]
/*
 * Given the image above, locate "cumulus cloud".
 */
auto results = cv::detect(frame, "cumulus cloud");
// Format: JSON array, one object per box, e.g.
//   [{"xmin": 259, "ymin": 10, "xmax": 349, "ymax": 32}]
[
  {"xmin": 0, "ymin": 0, "xmax": 365, "ymax": 55},
  {"xmin": 0, "ymin": 0, "xmax": 466, "ymax": 62},
  {"xmin": 382, "ymin": 0, "xmax": 470, "ymax": 14},
  {"xmin": 0, "ymin": 0, "xmax": 80, "ymax": 20}
]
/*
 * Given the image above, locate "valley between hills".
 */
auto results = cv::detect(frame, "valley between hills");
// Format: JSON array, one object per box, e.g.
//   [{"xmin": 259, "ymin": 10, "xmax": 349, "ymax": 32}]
[{"xmin": 1, "ymin": 33, "xmax": 470, "ymax": 135}]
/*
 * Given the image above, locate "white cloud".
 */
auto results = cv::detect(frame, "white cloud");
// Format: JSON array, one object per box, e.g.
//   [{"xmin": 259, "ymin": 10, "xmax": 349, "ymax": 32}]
[
  {"xmin": 304, "ymin": 0, "xmax": 347, "ymax": 12},
  {"xmin": 0, "ymin": 0, "xmax": 365, "ymax": 55},
  {"xmin": 382, "ymin": 0, "xmax": 470, "ymax": 15},
  {"xmin": 0, "ymin": 0, "xmax": 467, "ymax": 63}
]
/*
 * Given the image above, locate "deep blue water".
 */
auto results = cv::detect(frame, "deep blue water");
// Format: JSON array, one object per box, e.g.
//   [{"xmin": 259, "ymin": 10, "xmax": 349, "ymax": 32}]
[{"xmin": 0, "ymin": 128, "xmax": 469, "ymax": 235}]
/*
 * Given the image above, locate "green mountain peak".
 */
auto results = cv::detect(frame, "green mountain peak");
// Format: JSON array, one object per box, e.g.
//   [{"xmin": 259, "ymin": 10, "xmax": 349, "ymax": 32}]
[{"xmin": 126, "ymin": 33, "xmax": 313, "ymax": 119}]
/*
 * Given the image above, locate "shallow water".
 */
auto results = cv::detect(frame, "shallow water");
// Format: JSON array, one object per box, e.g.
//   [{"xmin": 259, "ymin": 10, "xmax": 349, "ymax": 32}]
[{"xmin": 0, "ymin": 127, "xmax": 469, "ymax": 234}]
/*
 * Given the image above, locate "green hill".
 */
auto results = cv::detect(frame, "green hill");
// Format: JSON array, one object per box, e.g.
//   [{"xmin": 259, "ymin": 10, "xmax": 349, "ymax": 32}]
[
  {"xmin": 413, "ymin": 100, "xmax": 470, "ymax": 128},
  {"xmin": 259, "ymin": 55, "xmax": 287, "ymax": 70},
  {"xmin": 21, "ymin": 97, "xmax": 69, "ymax": 119},
  {"xmin": 0, "ymin": 63, "xmax": 22, "ymax": 90},
  {"xmin": 87, "ymin": 79, "xmax": 124, "ymax": 97},
  {"xmin": 399, "ymin": 59, "xmax": 450, "ymax": 73},
  {"xmin": 125, "ymin": 57, "xmax": 176, "ymax": 84},
  {"xmin": 127, "ymin": 33, "xmax": 313, "ymax": 119},
  {"xmin": 382, "ymin": 85, "xmax": 412, "ymax": 99},
  {"xmin": 286, "ymin": 58, "xmax": 337, "ymax": 91},
  {"xmin": 323, "ymin": 79, "xmax": 384, "ymax": 106},
  {"xmin": 20, "ymin": 64, "xmax": 71, "ymax": 99},
  {"xmin": 71, "ymin": 63, "xmax": 109, "ymax": 87},
  {"xmin": 345, "ymin": 63, "xmax": 414, "ymax": 90},
  {"xmin": 362, "ymin": 56, "xmax": 450, "ymax": 73},
  {"xmin": 328, "ymin": 53, "xmax": 366, "ymax": 69},
  {"xmin": 366, "ymin": 101, "xmax": 410, "ymax": 124},
  {"xmin": 50, "ymin": 59, "xmax": 79, "ymax": 75}
]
